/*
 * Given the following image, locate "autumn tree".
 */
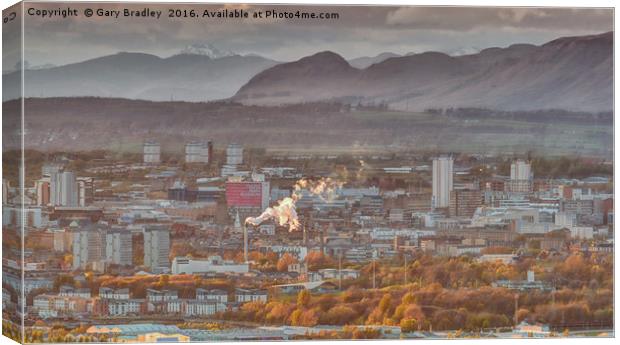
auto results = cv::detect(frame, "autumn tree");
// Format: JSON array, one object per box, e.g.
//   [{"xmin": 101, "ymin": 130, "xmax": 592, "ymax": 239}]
[
  {"xmin": 324, "ymin": 305, "xmax": 357, "ymax": 325},
  {"xmin": 400, "ymin": 318, "xmax": 418, "ymax": 333},
  {"xmin": 265, "ymin": 301, "xmax": 294, "ymax": 324},
  {"xmin": 276, "ymin": 253, "xmax": 297, "ymax": 272},
  {"xmin": 297, "ymin": 289, "xmax": 311, "ymax": 308},
  {"xmin": 305, "ymin": 251, "xmax": 334, "ymax": 270},
  {"xmin": 290, "ymin": 308, "xmax": 320, "ymax": 327}
]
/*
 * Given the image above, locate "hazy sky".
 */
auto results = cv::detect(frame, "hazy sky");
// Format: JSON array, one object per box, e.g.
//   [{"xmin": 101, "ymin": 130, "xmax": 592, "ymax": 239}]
[{"xmin": 11, "ymin": 3, "xmax": 615, "ymax": 68}]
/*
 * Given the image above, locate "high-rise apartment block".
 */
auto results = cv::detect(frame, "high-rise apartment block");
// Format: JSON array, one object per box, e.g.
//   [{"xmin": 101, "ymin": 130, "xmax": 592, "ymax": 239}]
[
  {"xmin": 72, "ymin": 226, "xmax": 104, "ymax": 270},
  {"xmin": 507, "ymin": 159, "xmax": 533, "ymax": 193},
  {"xmin": 432, "ymin": 157, "xmax": 454, "ymax": 208},
  {"xmin": 144, "ymin": 225, "xmax": 171, "ymax": 273},
  {"xmin": 77, "ymin": 177, "xmax": 95, "ymax": 207},
  {"xmin": 143, "ymin": 141, "xmax": 161, "ymax": 164},
  {"xmin": 38, "ymin": 173, "xmax": 92, "ymax": 207},
  {"xmin": 105, "ymin": 228, "xmax": 133, "ymax": 266},
  {"xmin": 226, "ymin": 143, "xmax": 243, "ymax": 165},
  {"xmin": 72, "ymin": 224, "xmax": 133, "ymax": 270},
  {"xmin": 50, "ymin": 171, "xmax": 78, "ymax": 207},
  {"xmin": 185, "ymin": 141, "xmax": 212, "ymax": 163}
]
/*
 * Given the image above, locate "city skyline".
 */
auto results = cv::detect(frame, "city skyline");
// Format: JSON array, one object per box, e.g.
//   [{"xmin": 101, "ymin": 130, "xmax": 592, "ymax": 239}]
[
  {"xmin": 3, "ymin": 140, "xmax": 614, "ymax": 341},
  {"xmin": 2, "ymin": 1, "xmax": 614, "ymax": 343}
]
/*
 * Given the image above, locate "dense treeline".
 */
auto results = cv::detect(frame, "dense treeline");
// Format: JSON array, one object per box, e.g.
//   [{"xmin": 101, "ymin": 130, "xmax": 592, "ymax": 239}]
[
  {"xmin": 427, "ymin": 107, "xmax": 613, "ymax": 125},
  {"xmin": 219, "ymin": 253, "xmax": 612, "ymax": 332},
  {"xmin": 495, "ymin": 156, "xmax": 612, "ymax": 179},
  {"xmin": 38, "ymin": 252, "xmax": 612, "ymax": 333},
  {"xmin": 222, "ymin": 281, "xmax": 612, "ymax": 332},
  {"xmin": 5, "ymin": 97, "xmax": 610, "ymax": 156}
]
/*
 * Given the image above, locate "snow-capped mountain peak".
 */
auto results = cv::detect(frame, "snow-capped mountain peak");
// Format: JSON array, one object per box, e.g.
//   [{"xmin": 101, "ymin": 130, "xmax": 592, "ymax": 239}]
[{"xmin": 180, "ymin": 43, "xmax": 236, "ymax": 59}]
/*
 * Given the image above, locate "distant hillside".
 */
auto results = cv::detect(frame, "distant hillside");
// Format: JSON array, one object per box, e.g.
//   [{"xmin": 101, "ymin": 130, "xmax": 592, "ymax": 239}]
[
  {"xmin": 2, "ymin": 98, "xmax": 612, "ymax": 158},
  {"xmin": 2, "ymin": 53, "xmax": 278, "ymax": 102},
  {"xmin": 348, "ymin": 52, "xmax": 401, "ymax": 68},
  {"xmin": 233, "ymin": 32, "xmax": 613, "ymax": 112}
]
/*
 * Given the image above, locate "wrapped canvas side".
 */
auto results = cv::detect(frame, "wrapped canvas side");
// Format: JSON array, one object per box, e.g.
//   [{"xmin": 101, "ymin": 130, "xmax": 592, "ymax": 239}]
[{"xmin": 2, "ymin": 2, "xmax": 25, "ymax": 344}]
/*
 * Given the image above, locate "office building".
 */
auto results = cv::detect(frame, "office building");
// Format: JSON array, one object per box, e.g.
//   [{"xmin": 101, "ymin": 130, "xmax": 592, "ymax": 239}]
[
  {"xmin": 225, "ymin": 179, "xmax": 270, "ymax": 211},
  {"xmin": 35, "ymin": 178, "xmax": 50, "ymax": 206},
  {"xmin": 168, "ymin": 181, "xmax": 188, "ymax": 201},
  {"xmin": 2, "ymin": 206, "xmax": 43, "ymax": 229},
  {"xmin": 449, "ymin": 189, "xmax": 483, "ymax": 217},
  {"xmin": 171, "ymin": 256, "xmax": 249, "ymax": 275}
]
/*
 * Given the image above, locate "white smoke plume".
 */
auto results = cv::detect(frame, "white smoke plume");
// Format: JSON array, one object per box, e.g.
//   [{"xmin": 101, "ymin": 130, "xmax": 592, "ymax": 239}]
[
  {"xmin": 245, "ymin": 194, "xmax": 300, "ymax": 232},
  {"xmin": 245, "ymin": 177, "xmax": 343, "ymax": 232},
  {"xmin": 294, "ymin": 177, "xmax": 343, "ymax": 203}
]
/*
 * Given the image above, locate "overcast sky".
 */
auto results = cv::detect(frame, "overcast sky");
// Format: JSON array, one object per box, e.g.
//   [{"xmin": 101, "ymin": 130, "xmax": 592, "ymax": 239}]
[{"xmin": 9, "ymin": 3, "xmax": 615, "ymax": 68}]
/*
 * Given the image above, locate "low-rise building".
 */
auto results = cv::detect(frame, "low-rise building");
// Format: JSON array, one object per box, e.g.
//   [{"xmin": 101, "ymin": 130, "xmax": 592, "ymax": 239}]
[
  {"xmin": 493, "ymin": 271, "xmax": 552, "ymax": 291},
  {"xmin": 137, "ymin": 332, "xmax": 190, "ymax": 343},
  {"xmin": 99, "ymin": 287, "xmax": 130, "ymax": 300},
  {"xmin": 513, "ymin": 321, "xmax": 551, "ymax": 338},
  {"xmin": 146, "ymin": 289, "xmax": 178, "ymax": 303},
  {"xmin": 477, "ymin": 254, "xmax": 518, "ymax": 265},
  {"xmin": 32, "ymin": 294, "xmax": 92, "ymax": 318},
  {"xmin": 184, "ymin": 300, "xmax": 225, "ymax": 316},
  {"xmin": 317, "ymin": 268, "xmax": 360, "ymax": 280},
  {"xmin": 108, "ymin": 299, "xmax": 145, "ymax": 316},
  {"xmin": 59, "ymin": 285, "xmax": 91, "ymax": 298},
  {"xmin": 171, "ymin": 256, "xmax": 249, "ymax": 275},
  {"xmin": 235, "ymin": 288, "xmax": 268, "ymax": 303},
  {"xmin": 195, "ymin": 288, "xmax": 228, "ymax": 303}
]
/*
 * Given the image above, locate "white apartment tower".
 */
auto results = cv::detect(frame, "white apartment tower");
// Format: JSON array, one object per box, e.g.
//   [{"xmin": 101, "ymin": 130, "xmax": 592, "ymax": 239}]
[
  {"xmin": 143, "ymin": 141, "xmax": 161, "ymax": 164},
  {"xmin": 50, "ymin": 171, "xmax": 78, "ymax": 207},
  {"xmin": 511, "ymin": 159, "xmax": 532, "ymax": 180},
  {"xmin": 77, "ymin": 177, "xmax": 94, "ymax": 207},
  {"xmin": 144, "ymin": 225, "xmax": 170, "ymax": 273},
  {"xmin": 226, "ymin": 143, "xmax": 243, "ymax": 165},
  {"xmin": 105, "ymin": 229, "xmax": 133, "ymax": 266},
  {"xmin": 185, "ymin": 141, "xmax": 212, "ymax": 163},
  {"xmin": 72, "ymin": 227, "xmax": 104, "ymax": 270},
  {"xmin": 432, "ymin": 157, "xmax": 454, "ymax": 209},
  {"xmin": 508, "ymin": 159, "xmax": 533, "ymax": 193}
]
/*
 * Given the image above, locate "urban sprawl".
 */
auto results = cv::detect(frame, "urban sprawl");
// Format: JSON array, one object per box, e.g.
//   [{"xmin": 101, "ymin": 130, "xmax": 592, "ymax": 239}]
[{"xmin": 2, "ymin": 140, "xmax": 614, "ymax": 341}]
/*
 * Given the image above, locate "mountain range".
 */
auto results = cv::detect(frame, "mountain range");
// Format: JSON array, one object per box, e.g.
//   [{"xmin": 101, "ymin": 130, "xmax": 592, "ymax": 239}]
[
  {"xmin": 347, "ymin": 48, "xmax": 480, "ymax": 69},
  {"xmin": 2, "ymin": 32, "xmax": 613, "ymax": 112},
  {"xmin": 179, "ymin": 43, "xmax": 236, "ymax": 59},
  {"xmin": 2, "ymin": 51, "xmax": 278, "ymax": 102},
  {"xmin": 234, "ymin": 32, "xmax": 612, "ymax": 112},
  {"xmin": 349, "ymin": 52, "xmax": 403, "ymax": 69}
]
